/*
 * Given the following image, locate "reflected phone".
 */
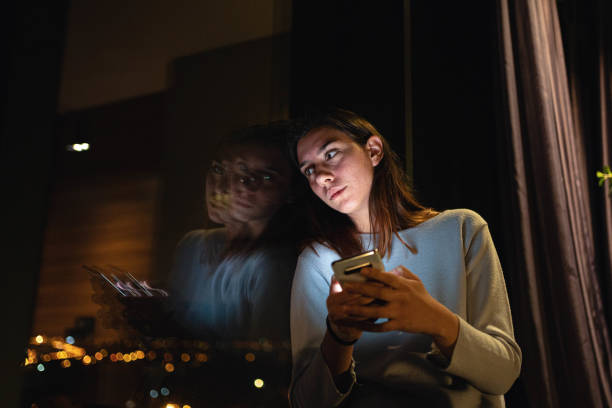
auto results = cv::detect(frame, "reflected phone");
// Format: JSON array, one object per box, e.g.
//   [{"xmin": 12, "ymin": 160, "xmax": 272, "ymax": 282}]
[{"xmin": 331, "ymin": 249, "xmax": 384, "ymax": 283}]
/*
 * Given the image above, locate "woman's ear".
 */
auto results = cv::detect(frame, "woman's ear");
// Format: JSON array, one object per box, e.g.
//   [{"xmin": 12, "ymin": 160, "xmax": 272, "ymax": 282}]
[{"xmin": 366, "ymin": 135, "xmax": 384, "ymax": 166}]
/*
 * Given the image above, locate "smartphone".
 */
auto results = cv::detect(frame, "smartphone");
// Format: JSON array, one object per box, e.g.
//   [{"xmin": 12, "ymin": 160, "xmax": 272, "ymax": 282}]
[{"xmin": 331, "ymin": 249, "xmax": 384, "ymax": 283}]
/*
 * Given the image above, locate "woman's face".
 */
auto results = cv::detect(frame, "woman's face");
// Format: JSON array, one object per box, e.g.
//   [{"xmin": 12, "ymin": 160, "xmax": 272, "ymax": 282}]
[
  {"xmin": 206, "ymin": 145, "xmax": 292, "ymax": 227},
  {"xmin": 297, "ymin": 126, "xmax": 382, "ymax": 226}
]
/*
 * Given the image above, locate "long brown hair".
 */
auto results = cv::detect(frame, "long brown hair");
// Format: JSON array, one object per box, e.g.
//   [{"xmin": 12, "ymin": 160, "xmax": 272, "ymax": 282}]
[{"xmin": 291, "ymin": 109, "xmax": 438, "ymax": 258}]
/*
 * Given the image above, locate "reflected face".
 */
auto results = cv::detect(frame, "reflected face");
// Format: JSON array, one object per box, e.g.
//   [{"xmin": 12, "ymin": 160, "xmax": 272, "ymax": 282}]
[
  {"xmin": 229, "ymin": 145, "xmax": 292, "ymax": 223},
  {"xmin": 205, "ymin": 159, "xmax": 233, "ymax": 225},
  {"xmin": 297, "ymin": 127, "xmax": 380, "ymax": 221},
  {"xmin": 206, "ymin": 145, "xmax": 292, "ymax": 226}
]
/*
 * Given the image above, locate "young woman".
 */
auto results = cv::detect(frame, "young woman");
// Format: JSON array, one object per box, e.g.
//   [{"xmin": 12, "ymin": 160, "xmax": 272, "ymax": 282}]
[{"xmin": 289, "ymin": 110, "xmax": 521, "ymax": 407}]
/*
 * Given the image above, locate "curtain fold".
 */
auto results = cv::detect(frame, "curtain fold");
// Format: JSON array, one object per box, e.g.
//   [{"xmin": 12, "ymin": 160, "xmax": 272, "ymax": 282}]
[{"xmin": 496, "ymin": 0, "xmax": 612, "ymax": 406}]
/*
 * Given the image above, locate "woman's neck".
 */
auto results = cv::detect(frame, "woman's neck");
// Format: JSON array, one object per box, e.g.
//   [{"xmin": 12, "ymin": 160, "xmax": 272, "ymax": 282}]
[{"xmin": 349, "ymin": 207, "xmax": 372, "ymax": 233}]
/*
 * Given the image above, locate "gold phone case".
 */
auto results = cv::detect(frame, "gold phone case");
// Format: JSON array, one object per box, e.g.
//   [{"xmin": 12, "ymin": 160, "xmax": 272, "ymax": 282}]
[{"xmin": 331, "ymin": 249, "xmax": 384, "ymax": 282}]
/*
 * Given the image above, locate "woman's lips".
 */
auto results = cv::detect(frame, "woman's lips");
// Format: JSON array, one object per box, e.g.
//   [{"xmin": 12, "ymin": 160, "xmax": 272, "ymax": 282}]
[
  {"xmin": 234, "ymin": 199, "xmax": 253, "ymax": 209},
  {"xmin": 329, "ymin": 186, "xmax": 346, "ymax": 201}
]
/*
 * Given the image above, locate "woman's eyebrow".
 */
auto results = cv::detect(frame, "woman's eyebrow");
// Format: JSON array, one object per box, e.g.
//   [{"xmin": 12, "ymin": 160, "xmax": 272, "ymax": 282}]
[{"xmin": 298, "ymin": 139, "xmax": 335, "ymax": 169}]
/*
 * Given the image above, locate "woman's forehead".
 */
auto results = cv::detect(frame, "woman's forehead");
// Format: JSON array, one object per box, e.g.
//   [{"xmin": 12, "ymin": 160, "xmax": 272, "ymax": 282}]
[{"xmin": 297, "ymin": 127, "xmax": 353, "ymax": 161}]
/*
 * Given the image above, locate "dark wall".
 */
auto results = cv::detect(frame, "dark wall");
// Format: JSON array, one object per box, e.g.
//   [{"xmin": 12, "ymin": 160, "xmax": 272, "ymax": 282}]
[
  {"xmin": 290, "ymin": 0, "xmax": 406, "ymax": 163},
  {"xmin": 0, "ymin": 3, "xmax": 68, "ymax": 406}
]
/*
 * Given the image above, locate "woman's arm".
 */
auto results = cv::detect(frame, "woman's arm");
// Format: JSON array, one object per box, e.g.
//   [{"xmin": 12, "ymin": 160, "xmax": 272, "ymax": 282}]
[{"xmin": 290, "ymin": 249, "xmax": 361, "ymax": 408}]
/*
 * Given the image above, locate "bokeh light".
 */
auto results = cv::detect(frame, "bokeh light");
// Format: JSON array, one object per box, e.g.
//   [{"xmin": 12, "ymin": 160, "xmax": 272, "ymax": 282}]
[
  {"xmin": 36, "ymin": 364, "xmax": 45, "ymax": 372},
  {"xmin": 149, "ymin": 390, "xmax": 159, "ymax": 399},
  {"xmin": 244, "ymin": 352, "xmax": 255, "ymax": 362},
  {"xmin": 160, "ymin": 387, "xmax": 170, "ymax": 396},
  {"xmin": 164, "ymin": 363, "xmax": 175, "ymax": 373},
  {"xmin": 254, "ymin": 378, "xmax": 264, "ymax": 388},
  {"xmin": 35, "ymin": 335, "xmax": 44, "ymax": 344}
]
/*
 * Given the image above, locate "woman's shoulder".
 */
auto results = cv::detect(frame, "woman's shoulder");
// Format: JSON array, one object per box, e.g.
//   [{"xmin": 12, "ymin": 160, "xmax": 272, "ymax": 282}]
[
  {"xmin": 178, "ymin": 228, "xmax": 226, "ymax": 244},
  {"xmin": 296, "ymin": 242, "xmax": 340, "ymax": 273},
  {"xmin": 412, "ymin": 208, "xmax": 487, "ymax": 231},
  {"xmin": 174, "ymin": 228, "xmax": 227, "ymax": 257}
]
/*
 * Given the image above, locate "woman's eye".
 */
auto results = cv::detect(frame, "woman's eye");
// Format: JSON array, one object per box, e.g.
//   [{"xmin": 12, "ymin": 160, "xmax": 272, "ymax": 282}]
[
  {"xmin": 211, "ymin": 164, "xmax": 224, "ymax": 175},
  {"xmin": 262, "ymin": 174, "xmax": 273, "ymax": 182},
  {"xmin": 303, "ymin": 167, "xmax": 314, "ymax": 177},
  {"xmin": 325, "ymin": 149, "xmax": 339, "ymax": 160}
]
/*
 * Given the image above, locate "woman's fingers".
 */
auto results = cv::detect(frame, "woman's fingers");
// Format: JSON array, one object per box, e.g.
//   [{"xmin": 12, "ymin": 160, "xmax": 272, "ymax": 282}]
[
  {"xmin": 342, "ymin": 319, "xmax": 400, "ymax": 333},
  {"xmin": 341, "ymin": 281, "xmax": 396, "ymax": 301},
  {"xmin": 341, "ymin": 303, "xmax": 389, "ymax": 319},
  {"xmin": 390, "ymin": 265, "xmax": 421, "ymax": 281},
  {"xmin": 357, "ymin": 265, "xmax": 421, "ymax": 288}
]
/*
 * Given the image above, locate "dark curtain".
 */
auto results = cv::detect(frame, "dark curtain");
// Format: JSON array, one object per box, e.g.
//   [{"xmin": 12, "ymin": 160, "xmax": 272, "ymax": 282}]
[{"xmin": 496, "ymin": 0, "xmax": 612, "ymax": 406}]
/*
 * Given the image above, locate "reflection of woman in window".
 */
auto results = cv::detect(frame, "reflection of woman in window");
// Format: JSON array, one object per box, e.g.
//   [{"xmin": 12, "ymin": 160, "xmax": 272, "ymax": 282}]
[
  {"xmin": 289, "ymin": 110, "xmax": 521, "ymax": 407},
  {"xmin": 168, "ymin": 123, "xmax": 303, "ymax": 341}
]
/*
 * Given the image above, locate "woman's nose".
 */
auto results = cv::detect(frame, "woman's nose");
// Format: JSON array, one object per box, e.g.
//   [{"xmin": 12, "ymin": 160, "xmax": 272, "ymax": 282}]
[{"xmin": 315, "ymin": 168, "xmax": 334, "ymax": 186}]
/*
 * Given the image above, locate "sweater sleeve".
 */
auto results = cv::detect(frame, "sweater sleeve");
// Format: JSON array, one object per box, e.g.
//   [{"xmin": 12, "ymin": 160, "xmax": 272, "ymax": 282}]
[
  {"xmin": 289, "ymin": 247, "xmax": 356, "ymax": 408},
  {"xmin": 442, "ymin": 216, "xmax": 522, "ymax": 395}
]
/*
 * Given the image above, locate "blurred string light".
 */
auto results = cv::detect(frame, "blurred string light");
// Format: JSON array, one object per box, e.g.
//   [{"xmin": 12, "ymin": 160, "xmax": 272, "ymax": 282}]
[
  {"xmin": 254, "ymin": 379, "xmax": 264, "ymax": 388},
  {"xmin": 36, "ymin": 364, "xmax": 45, "ymax": 372},
  {"xmin": 65, "ymin": 336, "xmax": 75, "ymax": 345},
  {"xmin": 149, "ymin": 390, "xmax": 159, "ymax": 399},
  {"xmin": 160, "ymin": 387, "xmax": 170, "ymax": 396},
  {"xmin": 165, "ymin": 404, "xmax": 178, "ymax": 408},
  {"xmin": 66, "ymin": 142, "xmax": 90, "ymax": 152}
]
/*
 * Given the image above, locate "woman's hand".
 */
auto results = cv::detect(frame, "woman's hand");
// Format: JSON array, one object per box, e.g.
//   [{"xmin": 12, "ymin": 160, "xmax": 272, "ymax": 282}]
[
  {"xmin": 340, "ymin": 266, "xmax": 460, "ymax": 358},
  {"xmin": 326, "ymin": 277, "xmax": 374, "ymax": 343}
]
